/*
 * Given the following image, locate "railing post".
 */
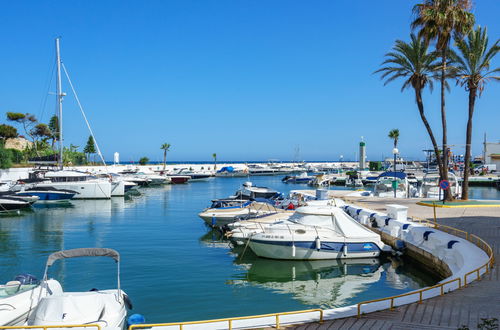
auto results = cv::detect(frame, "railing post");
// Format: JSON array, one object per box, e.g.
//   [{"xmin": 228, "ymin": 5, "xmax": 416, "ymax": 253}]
[
  {"xmin": 419, "ymin": 291, "xmax": 423, "ymax": 303},
  {"xmin": 276, "ymin": 314, "xmax": 280, "ymax": 329},
  {"xmin": 179, "ymin": 324, "xmax": 183, "ymax": 330},
  {"xmin": 319, "ymin": 310, "xmax": 324, "ymax": 324},
  {"xmin": 228, "ymin": 319, "xmax": 232, "ymax": 330},
  {"xmin": 390, "ymin": 298, "xmax": 394, "ymax": 310},
  {"xmin": 440, "ymin": 284, "xmax": 444, "ymax": 295}
]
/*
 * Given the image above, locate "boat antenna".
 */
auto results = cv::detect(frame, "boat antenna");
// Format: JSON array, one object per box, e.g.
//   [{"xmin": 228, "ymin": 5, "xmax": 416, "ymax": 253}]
[
  {"xmin": 61, "ymin": 63, "xmax": 109, "ymax": 173},
  {"xmin": 55, "ymin": 37, "xmax": 65, "ymax": 170}
]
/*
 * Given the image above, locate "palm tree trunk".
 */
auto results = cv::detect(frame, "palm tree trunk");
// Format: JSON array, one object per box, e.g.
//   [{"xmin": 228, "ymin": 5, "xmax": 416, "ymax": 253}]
[
  {"xmin": 163, "ymin": 150, "xmax": 166, "ymax": 171},
  {"xmin": 461, "ymin": 87, "xmax": 477, "ymax": 200},
  {"xmin": 440, "ymin": 50, "xmax": 452, "ymax": 201},
  {"xmin": 415, "ymin": 87, "xmax": 443, "ymax": 176}
]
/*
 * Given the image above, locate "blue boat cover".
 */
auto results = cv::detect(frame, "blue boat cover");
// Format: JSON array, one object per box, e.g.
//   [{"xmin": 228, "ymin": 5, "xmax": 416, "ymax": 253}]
[
  {"xmin": 217, "ymin": 166, "xmax": 234, "ymax": 173},
  {"xmin": 377, "ymin": 171, "xmax": 407, "ymax": 179}
]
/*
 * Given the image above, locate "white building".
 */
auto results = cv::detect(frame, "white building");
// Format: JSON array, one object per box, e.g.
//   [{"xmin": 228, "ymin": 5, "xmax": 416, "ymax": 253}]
[{"xmin": 485, "ymin": 142, "xmax": 500, "ymax": 169}]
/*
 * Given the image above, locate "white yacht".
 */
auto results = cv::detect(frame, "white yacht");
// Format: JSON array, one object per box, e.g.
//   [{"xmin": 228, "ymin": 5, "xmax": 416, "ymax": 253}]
[
  {"xmin": 31, "ymin": 171, "xmax": 112, "ymax": 199},
  {"xmin": 29, "ymin": 248, "xmax": 129, "ymax": 329},
  {"xmin": 248, "ymin": 206, "xmax": 386, "ymax": 260}
]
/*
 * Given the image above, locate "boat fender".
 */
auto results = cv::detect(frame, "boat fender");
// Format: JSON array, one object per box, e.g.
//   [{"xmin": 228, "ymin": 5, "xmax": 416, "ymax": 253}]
[
  {"xmin": 370, "ymin": 217, "xmax": 378, "ymax": 228},
  {"xmin": 423, "ymin": 230, "xmax": 434, "ymax": 241},
  {"xmin": 343, "ymin": 244, "xmax": 348, "ymax": 256},
  {"xmin": 356, "ymin": 209, "xmax": 362, "ymax": 215},
  {"xmin": 292, "ymin": 244, "xmax": 296, "ymax": 257},
  {"xmin": 394, "ymin": 240, "xmax": 406, "ymax": 251},
  {"xmin": 385, "ymin": 217, "xmax": 391, "ymax": 226},
  {"xmin": 447, "ymin": 240, "xmax": 459, "ymax": 249},
  {"xmin": 127, "ymin": 314, "xmax": 145, "ymax": 327},
  {"xmin": 402, "ymin": 224, "xmax": 410, "ymax": 230},
  {"xmin": 369, "ymin": 213, "xmax": 376, "ymax": 218},
  {"xmin": 211, "ymin": 216, "xmax": 216, "ymax": 227},
  {"xmin": 315, "ymin": 237, "xmax": 321, "ymax": 251}
]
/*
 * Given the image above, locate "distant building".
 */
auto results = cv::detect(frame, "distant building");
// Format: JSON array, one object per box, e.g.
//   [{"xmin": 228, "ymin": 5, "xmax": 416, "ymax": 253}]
[{"xmin": 485, "ymin": 142, "xmax": 500, "ymax": 168}]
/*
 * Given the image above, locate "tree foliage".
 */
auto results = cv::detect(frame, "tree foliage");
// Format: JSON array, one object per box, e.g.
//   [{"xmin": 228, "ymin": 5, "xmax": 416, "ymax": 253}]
[
  {"xmin": 388, "ymin": 129, "xmax": 400, "ymax": 148},
  {"xmin": 139, "ymin": 157, "xmax": 149, "ymax": 165},
  {"xmin": 0, "ymin": 124, "xmax": 18, "ymax": 140}
]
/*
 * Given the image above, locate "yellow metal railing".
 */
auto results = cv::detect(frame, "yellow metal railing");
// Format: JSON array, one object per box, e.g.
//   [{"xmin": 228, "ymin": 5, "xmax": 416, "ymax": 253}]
[
  {"xmin": 357, "ymin": 217, "xmax": 495, "ymax": 317},
  {"xmin": 0, "ymin": 325, "xmax": 101, "ymax": 330},
  {"xmin": 129, "ymin": 309, "xmax": 323, "ymax": 330}
]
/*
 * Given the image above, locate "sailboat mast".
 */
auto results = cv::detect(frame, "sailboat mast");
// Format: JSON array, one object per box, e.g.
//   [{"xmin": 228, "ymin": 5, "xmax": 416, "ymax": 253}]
[{"xmin": 55, "ymin": 38, "xmax": 64, "ymax": 169}]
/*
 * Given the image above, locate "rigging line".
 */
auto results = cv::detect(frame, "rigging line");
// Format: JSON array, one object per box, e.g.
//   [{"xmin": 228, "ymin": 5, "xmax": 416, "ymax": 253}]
[
  {"xmin": 38, "ymin": 53, "xmax": 56, "ymax": 122},
  {"xmin": 61, "ymin": 63, "xmax": 108, "ymax": 174}
]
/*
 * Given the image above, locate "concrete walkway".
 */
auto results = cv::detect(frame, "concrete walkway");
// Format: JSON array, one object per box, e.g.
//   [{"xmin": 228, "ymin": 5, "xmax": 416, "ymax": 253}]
[{"xmin": 286, "ymin": 197, "xmax": 500, "ymax": 330}]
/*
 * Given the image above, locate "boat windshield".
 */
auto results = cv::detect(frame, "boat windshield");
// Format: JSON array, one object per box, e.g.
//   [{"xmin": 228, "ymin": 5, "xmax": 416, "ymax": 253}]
[{"xmin": 0, "ymin": 283, "xmax": 38, "ymax": 298}]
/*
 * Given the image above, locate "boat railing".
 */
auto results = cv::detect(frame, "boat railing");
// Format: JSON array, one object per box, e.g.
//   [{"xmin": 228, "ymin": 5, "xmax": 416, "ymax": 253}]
[
  {"xmin": 0, "ymin": 325, "xmax": 101, "ymax": 330},
  {"xmin": 128, "ymin": 309, "xmax": 323, "ymax": 330},
  {"xmin": 356, "ymin": 217, "xmax": 494, "ymax": 317}
]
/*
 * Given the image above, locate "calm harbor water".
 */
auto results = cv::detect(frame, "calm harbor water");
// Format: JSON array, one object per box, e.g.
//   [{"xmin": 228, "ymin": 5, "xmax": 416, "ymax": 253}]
[{"xmin": 1, "ymin": 176, "xmax": 496, "ymax": 323}]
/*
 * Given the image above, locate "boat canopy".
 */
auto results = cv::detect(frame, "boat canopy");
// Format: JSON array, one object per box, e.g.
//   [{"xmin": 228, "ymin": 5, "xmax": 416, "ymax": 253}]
[
  {"xmin": 46, "ymin": 248, "xmax": 120, "ymax": 267},
  {"xmin": 377, "ymin": 171, "xmax": 406, "ymax": 179}
]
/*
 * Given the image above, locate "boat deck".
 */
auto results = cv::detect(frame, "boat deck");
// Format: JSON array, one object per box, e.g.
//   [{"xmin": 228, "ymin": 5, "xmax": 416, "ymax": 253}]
[{"xmin": 282, "ymin": 197, "xmax": 500, "ymax": 330}]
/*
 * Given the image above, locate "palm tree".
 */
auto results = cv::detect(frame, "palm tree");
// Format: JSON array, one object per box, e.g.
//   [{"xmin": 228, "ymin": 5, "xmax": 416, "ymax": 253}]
[
  {"xmin": 160, "ymin": 143, "xmax": 171, "ymax": 171},
  {"xmin": 412, "ymin": 0, "xmax": 475, "ymax": 201},
  {"xmin": 388, "ymin": 129, "xmax": 400, "ymax": 149},
  {"xmin": 451, "ymin": 26, "xmax": 500, "ymax": 200},
  {"xmin": 212, "ymin": 153, "xmax": 217, "ymax": 172},
  {"xmin": 375, "ymin": 34, "xmax": 443, "ymax": 176}
]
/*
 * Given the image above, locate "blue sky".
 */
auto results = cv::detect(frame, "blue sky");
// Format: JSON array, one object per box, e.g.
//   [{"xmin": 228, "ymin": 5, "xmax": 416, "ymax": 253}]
[{"xmin": 0, "ymin": 1, "xmax": 499, "ymax": 162}]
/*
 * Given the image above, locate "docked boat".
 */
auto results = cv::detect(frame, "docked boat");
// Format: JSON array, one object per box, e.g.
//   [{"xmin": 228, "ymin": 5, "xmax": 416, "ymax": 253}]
[
  {"xmin": 167, "ymin": 175, "xmax": 190, "ymax": 184},
  {"xmin": 0, "ymin": 197, "xmax": 32, "ymax": 212},
  {"xmin": 0, "ymin": 192, "xmax": 39, "ymax": 205},
  {"xmin": 0, "ymin": 274, "xmax": 61, "ymax": 326},
  {"xmin": 29, "ymin": 171, "xmax": 112, "ymax": 199},
  {"xmin": 345, "ymin": 171, "xmax": 363, "ymax": 187},
  {"xmin": 309, "ymin": 173, "xmax": 338, "ymax": 186},
  {"xmin": 15, "ymin": 186, "xmax": 77, "ymax": 202},
  {"xmin": 236, "ymin": 182, "xmax": 279, "ymax": 200},
  {"xmin": 215, "ymin": 166, "xmax": 249, "ymax": 177},
  {"xmin": 282, "ymin": 172, "xmax": 314, "ymax": 184},
  {"xmin": 373, "ymin": 172, "xmax": 417, "ymax": 198},
  {"xmin": 198, "ymin": 201, "xmax": 290, "ymax": 227},
  {"xmin": 248, "ymin": 205, "xmax": 386, "ymax": 260},
  {"xmin": 28, "ymin": 248, "xmax": 130, "ymax": 329},
  {"xmin": 175, "ymin": 169, "xmax": 212, "ymax": 181},
  {"xmin": 420, "ymin": 172, "xmax": 462, "ymax": 199}
]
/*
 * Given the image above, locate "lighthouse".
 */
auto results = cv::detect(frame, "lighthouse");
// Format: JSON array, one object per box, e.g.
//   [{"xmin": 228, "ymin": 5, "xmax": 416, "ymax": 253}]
[{"xmin": 359, "ymin": 137, "xmax": 366, "ymax": 170}]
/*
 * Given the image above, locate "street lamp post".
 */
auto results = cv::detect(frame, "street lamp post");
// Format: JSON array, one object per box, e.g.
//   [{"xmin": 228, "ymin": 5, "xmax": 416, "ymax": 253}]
[{"xmin": 392, "ymin": 148, "xmax": 399, "ymax": 198}]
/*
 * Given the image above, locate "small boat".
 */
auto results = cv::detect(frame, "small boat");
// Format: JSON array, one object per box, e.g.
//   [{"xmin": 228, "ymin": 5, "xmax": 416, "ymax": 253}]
[
  {"xmin": 248, "ymin": 206, "xmax": 386, "ymax": 260},
  {"xmin": 28, "ymin": 248, "xmax": 130, "ymax": 329},
  {"xmin": 420, "ymin": 171, "xmax": 462, "ymax": 199},
  {"xmin": 345, "ymin": 171, "xmax": 363, "ymax": 187},
  {"xmin": 0, "ymin": 192, "xmax": 39, "ymax": 205},
  {"xmin": 198, "ymin": 201, "xmax": 290, "ymax": 227},
  {"xmin": 0, "ymin": 197, "xmax": 32, "ymax": 213},
  {"xmin": 15, "ymin": 186, "xmax": 78, "ymax": 202},
  {"xmin": 175, "ymin": 169, "xmax": 212, "ymax": 181},
  {"xmin": 373, "ymin": 172, "xmax": 416, "ymax": 198},
  {"xmin": 282, "ymin": 172, "xmax": 314, "ymax": 184},
  {"xmin": 309, "ymin": 174, "xmax": 338, "ymax": 186},
  {"xmin": 236, "ymin": 182, "xmax": 279, "ymax": 200},
  {"xmin": 0, "ymin": 274, "xmax": 61, "ymax": 326},
  {"xmin": 167, "ymin": 175, "xmax": 190, "ymax": 184},
  {"xmin": 215, "ymin": 166, "xmax": 249, "ymax": 177}
]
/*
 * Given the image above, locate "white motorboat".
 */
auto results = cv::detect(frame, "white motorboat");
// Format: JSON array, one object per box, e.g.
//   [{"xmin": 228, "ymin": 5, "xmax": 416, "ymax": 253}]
[
  {"xmin": 29, "ymin": 248, "xmax": 130, "ymax": 329},
  {"xmin": 373, "ymin": 171, "xmax": 418, "ymax": 198},
  {"xmin": 0, "ymin": 274, "xmax": 61, "ymax": 326},
  {"xmin": 175, "ymin": 169, "xmax": 212, "ymax": 181},
  {"xmin": 198, "ymin": 201, "xmax": 291, "ymax": 227},
  {"xmin": 248, "ymin": 206, "xmax": 386, "ymax": 260},
  {"xmin": 0, "ymin": 197, "xmax": 32, "ymax": 213},
  {"xmin": 420, "ymin": 172, "xmax": 462, "ymax": 199},
  {"xmin": 237, "ymin": 182, "xmax": 279, "ymax": 200},
  {"xmin": 345, "ymin": 172, "xmax": 363, "ymax": 187}
]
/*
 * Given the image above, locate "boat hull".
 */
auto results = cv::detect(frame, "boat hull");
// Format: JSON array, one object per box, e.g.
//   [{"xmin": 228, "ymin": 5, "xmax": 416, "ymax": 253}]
[
  {"xmin": 249, "ymin": 240, "xmax": 381, "ymax": 260},
  {"xmin": 36, "ymin": 182, "xmax": 111, "ymax": 199},
  {"xmin": 16, "ymin": 191, "xmax": 75, "ymax": 202}
]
